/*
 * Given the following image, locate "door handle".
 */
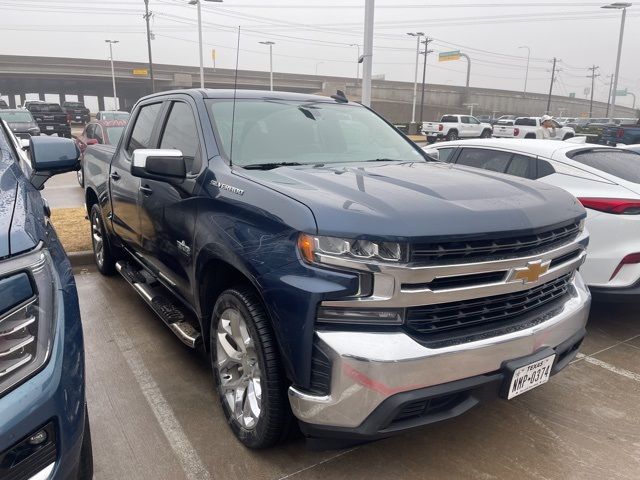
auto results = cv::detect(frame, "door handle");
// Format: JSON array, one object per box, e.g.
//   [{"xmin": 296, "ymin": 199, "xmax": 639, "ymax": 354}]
[
  {"xmin": 110, "ymin": 171, "xmax": 121, "ymax": 181},
  {"xmin": 139, "ymin": 185, "xmax": 153, "ymax": 195}
]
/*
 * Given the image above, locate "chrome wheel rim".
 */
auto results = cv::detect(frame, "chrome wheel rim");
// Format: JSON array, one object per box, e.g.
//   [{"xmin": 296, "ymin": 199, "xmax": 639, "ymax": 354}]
[
  {"xmin": 215, "ymin": 307, "xmax": 262, "ymax": 430},
  {"xmin": 91, "ymin": 213, "xmax": 104, "ymax": 267},
  {"xmin": 77, "ymin": 168, "xmax": 83, "ymax": 186}
]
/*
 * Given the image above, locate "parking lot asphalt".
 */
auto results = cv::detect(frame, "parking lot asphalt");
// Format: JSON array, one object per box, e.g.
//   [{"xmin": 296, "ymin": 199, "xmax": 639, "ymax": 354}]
[{"xmin": 74, "ymin": 264, "xmax": 640, "ymax": 480}]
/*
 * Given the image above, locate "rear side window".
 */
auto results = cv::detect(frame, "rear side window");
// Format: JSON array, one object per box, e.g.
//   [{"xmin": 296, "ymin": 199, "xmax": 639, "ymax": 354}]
[
  {"xmin": 159, "ymin": 102, "xmax": 201, "ymax": 173},
  {"xmin": 29, "ymin": 103, "xmax": 63, "ymax": 113},
  {"xmin": 568, "ymin": 149, "xmax": 640, "ymax": 183},
  {"xmin": 436, "ymin": 147, "xmax": 456, "ymax": 163},
  {"xmin": 460, "ymin": 117, "xmax": 470, "ymax": 124},
  {"xmin": 456, "ymin": 148, "xmax": 511, "ymax": 172},
  {"xmin": 537, "ymin": 159, "xmax": 555, "ymax": 178},
  {"xmin": 506, "ymin": 154, "xmax": 535, "ymax": 179},
  {"xmin": 515, "ymin": 118, "xmax": 537, "ymax": 127},
  {"xmin": 127, "ymin": 103, "xmax": 162, "ymax": 154},
  {"xmin": 441, "ymin": 115, "xmax": 457, "ymax": 123}
]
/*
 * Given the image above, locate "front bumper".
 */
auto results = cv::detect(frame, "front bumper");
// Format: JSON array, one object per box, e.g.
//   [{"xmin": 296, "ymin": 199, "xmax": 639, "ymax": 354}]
[
  {"xmin": 38, "ymin": 124, "xmax": 71, "ymax": 136},
  {"xmin": 289, "ymin": 274, "xmax": 590, "ymax": 437},
  {"xmin": 0, "ymin": 253, "xmax": 87, "ymax": 479}
]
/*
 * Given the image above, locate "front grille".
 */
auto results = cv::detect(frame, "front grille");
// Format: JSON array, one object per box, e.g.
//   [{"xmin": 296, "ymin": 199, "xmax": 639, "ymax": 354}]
[
  {"xmin": 411, "ymin": 221, "xmax": 581, "ymax": 263},
  {"xmin": 390, "ymin": 392, "xmax": 470, "ymax": 425},
  {"xmin": 405, "ymin": 273, "xmax": 573, "ymax": 343}
]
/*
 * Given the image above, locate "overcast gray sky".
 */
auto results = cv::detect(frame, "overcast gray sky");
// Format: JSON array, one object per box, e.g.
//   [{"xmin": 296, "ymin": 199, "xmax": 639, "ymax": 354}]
[{"xmin": 1, "ymin": 0, "xmax": 639, "ymax": 108}]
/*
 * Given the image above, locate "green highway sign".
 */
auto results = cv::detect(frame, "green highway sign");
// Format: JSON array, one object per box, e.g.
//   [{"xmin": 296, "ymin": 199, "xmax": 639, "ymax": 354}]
[
  {"xmin": 616, "ymin": 89, "xmax": 628, "ymax": 96},
  {"xmin": 439, "ymin": 50, "xmax": 461, "ymax": 62}
]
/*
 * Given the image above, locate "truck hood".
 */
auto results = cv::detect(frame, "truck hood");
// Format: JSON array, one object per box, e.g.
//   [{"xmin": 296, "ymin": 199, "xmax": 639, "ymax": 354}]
[
  {"xmin": 0, "ymin": 159, "xmax": 43, "ymax": 259},
  {"xmin": 239, "ymin": 161, "xmax": 585, "ymax": 239}
]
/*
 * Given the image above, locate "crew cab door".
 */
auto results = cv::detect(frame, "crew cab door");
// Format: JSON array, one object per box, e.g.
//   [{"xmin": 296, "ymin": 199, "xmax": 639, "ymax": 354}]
[
  {"xmin": 110, "ymin": 101, "xmax": 162, "ymax": 248},
  {"xmin": 137, "ymin": 98, "xmax": 203, "ymax": 301},
  {"xmin": 459, "ymin": 116, "xmax": 472, "ymax": 137},
  {"xmin": 468, "ymin": 116, "xmax": 483, "ymax": 136}
]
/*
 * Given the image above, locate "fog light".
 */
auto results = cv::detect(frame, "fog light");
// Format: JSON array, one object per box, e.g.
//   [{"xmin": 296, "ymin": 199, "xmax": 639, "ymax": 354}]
[
  {"xmin": 317, "ymin": 307, "xmax": 404, "ymax": 325},
  {"xmin": 28, "ymin": 430, "xmax": 48, "ymax": 446}
]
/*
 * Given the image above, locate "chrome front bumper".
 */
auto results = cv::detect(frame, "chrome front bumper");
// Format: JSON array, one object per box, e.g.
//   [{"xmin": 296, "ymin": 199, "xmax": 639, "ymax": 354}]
[{"xmin": 289, "ymin": 273, "xmax": 591, "ymax": 429}]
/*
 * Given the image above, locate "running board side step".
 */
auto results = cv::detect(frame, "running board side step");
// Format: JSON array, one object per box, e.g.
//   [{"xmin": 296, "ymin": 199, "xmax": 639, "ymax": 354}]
[{"xmin": 115, "ymin": 261, "xmax": 201, "ymax": 348}]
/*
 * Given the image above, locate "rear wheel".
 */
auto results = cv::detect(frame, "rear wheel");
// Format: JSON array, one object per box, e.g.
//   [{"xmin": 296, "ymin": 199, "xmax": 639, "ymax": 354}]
[
  {"xmin": 525, "ymin": 133, "xmax": 536, "ymax": 139},
  {"xmin": 210, "ymin": 287, "xmax": 293, "ymax": 449},
  {"xmin": 90, "ymin": 204, "xmax": 116, "ymax": 275},
  {"xmin": 77, "ymin": 163, "xmax": 84, "ymax": 187},
  {"xmin": 446, "ymin": 130, "xmax": 458, "ymax": 141},
  {"xmin": 481, "ymin": 129, "xmax": 492, "ymax": 138}
]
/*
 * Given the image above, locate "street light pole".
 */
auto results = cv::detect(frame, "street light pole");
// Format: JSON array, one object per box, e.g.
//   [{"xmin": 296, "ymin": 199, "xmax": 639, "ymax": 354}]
[
  {"xmin": 546, "ymin": 57, "xmax": 558, "ymax": 114},
  {"xmin": 407, "ymin": 32, "xmax": 424, "ymax": 134},
  {"xmin": 259, "ymin": 41, "xmax": 275, "ymax": 91},
  {"xmin": 361, "ymin": 0, "xmax": 374, "ymax": 107},
  {"xmin": 105, "ymin": 40, "xmax": 119, "ymax": 110},
  {"xmin": 518, "ymin": 45, "xmax": 530, "ymax": 97},
  {"xmin": 315, "ymin": 62, "xmax": 324, "ymax": 75},
  {"xmin": 602, "ymin": 2, "xmax": 631, "ymax": 120},
  {"xmin": 190, "ymin": 0, "xmax": 223, "ymax": 89}
]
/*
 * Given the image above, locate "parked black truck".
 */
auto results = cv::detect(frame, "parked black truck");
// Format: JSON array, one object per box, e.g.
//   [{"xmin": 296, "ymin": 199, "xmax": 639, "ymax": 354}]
[
  {"xmin": 83, "ymin": 89, "xmax": 591, "ymax": 448},
  {"xmin": 26, "ymin": 102, "xmax": 71, "ymax": 138}
]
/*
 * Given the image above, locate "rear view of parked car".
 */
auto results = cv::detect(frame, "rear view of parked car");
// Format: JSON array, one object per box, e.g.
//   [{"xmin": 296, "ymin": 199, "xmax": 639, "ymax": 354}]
[
  {"xmin": 95, "ymin": 110, "xmax": 129, "ymax": 121},
  {"xmin": 0, "ymin": 120, "xmax": 92, "ymax": 479},
  {"xmin": 428, "ymin": 139, "xmax": 640, "ymax": 300},
  {"xmin": 26, "ymin": 102, "xmax": 71, "ymax": 138},
  {"xmin": 62, "ymin": 101, "xmax": 91, "ymax": 124}
]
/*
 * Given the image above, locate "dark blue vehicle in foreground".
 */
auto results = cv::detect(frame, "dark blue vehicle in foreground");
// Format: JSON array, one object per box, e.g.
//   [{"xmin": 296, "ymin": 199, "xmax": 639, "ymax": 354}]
[
  {"xmin": 0, "ymin": 121, "xmax": 92, "ymax": 478},
  {"xmin": 84, "ymin": 89, "xmax": 591, "ymax": 449}
]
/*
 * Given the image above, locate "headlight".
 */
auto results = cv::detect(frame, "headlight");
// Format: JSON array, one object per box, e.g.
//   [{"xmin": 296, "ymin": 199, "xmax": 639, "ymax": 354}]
[
  {"xmin": 0, "ymin": 247, "xmax": 56, "ymax": 397},
  {"xmin": 298, "ymin": 233, "xmax": 405, "ymax": 264}
]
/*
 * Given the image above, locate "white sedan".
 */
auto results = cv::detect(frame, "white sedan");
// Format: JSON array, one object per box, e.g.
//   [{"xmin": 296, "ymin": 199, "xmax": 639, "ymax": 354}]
[{"xmin": 424, "ymin": 139, "xmax": 640, "ymax": 300}]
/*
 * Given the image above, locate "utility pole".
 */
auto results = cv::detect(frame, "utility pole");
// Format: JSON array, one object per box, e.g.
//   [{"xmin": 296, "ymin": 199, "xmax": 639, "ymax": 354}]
[
  {"xmin": 407, "ymin": 32, "xmax": 424, "ymax": 134},
  {"xmin": 546, "ymin": 57, "xmax": 558, "ymax": 114},
  {"xmin": 518, "ymin": 46, "xmax": 531, "ymax": 97},
  {"xmin": 587, "ymin": 65, "xmax": 600, "ymax": 117},
  {"xmin": 419, "ymin": 37, "xmax": 433, "ymax": 125},
  {"xmin": 361, "ymin": 0, "xmax": 374, "ymax": 107},
  {"xmin": 605, "ymin": 74, "xmax": 614, "ymax": 117},
  {"xmin": 144, "ymin": 0, "xmax": 155, "ymax": 93}
]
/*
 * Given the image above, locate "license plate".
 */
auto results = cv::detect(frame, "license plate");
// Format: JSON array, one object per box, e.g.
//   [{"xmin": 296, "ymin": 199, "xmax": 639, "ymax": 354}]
[
  {"xmin": 507, "ymin": 354, "xmax": 555, "ymax": 399},
  {"xmin": 46, "ymin": 126, "xmax": 54, "ymax": 131},
  {"xmin": 75, "ymin": 115, "xmax": 81, "ymax": 119}
]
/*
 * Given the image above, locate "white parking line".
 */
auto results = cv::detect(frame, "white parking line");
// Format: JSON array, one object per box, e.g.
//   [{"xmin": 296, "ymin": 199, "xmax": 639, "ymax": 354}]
[
  {"xmin": 276, "ymin": 448, "xmax": 359, "ymax": 480},
  {"xmin": 575, "ymin": 353, "xmax": 640, "ymax": 383},
  {"xmin": 107, "ymin": 318, "xmax": 213, "ymax": 480}
]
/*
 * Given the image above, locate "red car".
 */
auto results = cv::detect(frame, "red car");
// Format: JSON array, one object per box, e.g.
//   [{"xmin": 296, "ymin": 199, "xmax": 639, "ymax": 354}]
[{"xmin": 76, "ymin": 120, "xmax": 127, "ymax": 186}]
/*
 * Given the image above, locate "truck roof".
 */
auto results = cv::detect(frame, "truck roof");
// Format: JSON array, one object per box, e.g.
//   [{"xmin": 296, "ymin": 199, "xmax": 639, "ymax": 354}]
[{"xmin": 141, "ymin": 89, "xmax": 358, "ymax": 105}]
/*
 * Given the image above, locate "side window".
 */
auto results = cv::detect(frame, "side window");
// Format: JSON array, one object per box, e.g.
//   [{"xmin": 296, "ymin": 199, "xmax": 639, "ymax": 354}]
[
  {"xmin": 537, "ymin": 159, "xmax": 556, "ymax": 178},
  {"xmin": 469, "ymin": 117, "xmax": 480, "ymax": 125},
  {"xmin": 506, "ymin": 154, "xmax": 535, "ymax": 179},
  {"xmin": 460, "ymin": 116, "xmax": 470, "ymax": 124},
  {"xmin": 159, "ymin": 101, "xmax": 201, "ymax": 173},
  {"xmin": 436, "ymin": 147, "xmax": 456, "ymax": 163},
  {"xmin": 457, "ymin": 148, "xmax": 511, "ymax": 172},
  {"xmin": 127, "ymin": 103, "xmax": 162, "ymax": 155},
  {"xmin": 94, "ymin": 126, "xmax": 104, "ymax": 144}
]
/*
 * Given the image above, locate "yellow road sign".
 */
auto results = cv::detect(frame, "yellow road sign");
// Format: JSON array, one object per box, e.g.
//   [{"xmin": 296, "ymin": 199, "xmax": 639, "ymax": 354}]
[{"xmin": 132, "ymin": 68, "xmax": 149, "ymax": 76}]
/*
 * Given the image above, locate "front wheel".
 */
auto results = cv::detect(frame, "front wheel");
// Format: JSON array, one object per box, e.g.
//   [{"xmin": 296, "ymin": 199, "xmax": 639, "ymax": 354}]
[
  {"xmin": 211, "ymin": 287, "xmax": 293, "ymax": 449},
  {"xmin": 446, "ymin": 130, "xmax": 458, "ymax": 141},
  {"xmin": 90, "ymin": 204, "xmax": 116, "ymax": 275}
]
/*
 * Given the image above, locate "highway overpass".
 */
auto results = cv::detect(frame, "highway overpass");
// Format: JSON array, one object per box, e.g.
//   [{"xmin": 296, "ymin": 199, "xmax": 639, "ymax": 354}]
[{"xmin": 0, "ymin": 54, "xmax": 636, "ymax": 122}]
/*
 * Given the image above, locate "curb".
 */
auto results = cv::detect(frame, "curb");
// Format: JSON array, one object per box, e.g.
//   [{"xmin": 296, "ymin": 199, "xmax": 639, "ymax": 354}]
[{"xmin": 68, "ymin": 250, "xmax": 94, "ymax": 268}]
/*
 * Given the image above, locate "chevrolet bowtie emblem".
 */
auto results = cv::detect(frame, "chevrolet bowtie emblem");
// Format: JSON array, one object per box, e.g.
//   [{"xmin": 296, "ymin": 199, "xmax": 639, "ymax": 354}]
[{"xmin": 512, "ymin": 260, "xmax": 551, "ymax": 284}]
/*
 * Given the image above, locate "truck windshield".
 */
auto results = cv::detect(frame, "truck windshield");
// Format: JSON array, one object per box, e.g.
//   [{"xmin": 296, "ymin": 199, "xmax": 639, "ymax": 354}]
[{"xmin": 207, "ymin": 99, "xmax": 425, "ymax": 167}]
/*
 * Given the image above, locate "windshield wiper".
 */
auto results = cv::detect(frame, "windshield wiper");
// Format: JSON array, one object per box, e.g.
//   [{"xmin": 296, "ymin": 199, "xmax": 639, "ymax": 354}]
[{"xmin": 242, "ymin": 162, "xmax": 305, "ymax": 170}]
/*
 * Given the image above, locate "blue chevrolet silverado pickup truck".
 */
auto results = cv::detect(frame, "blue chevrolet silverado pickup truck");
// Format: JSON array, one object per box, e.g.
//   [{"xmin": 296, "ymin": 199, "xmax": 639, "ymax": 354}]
[
  {"xmin": 84, "ymin": 89, "xmax": 591, "ymax": 448},
  {"xmin": 0, "ymin": 120, "xmax": 92, "ymax": 477}
]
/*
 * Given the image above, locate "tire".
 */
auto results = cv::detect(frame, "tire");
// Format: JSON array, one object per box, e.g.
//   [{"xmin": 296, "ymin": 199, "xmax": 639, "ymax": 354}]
[
  {"xmin": 446, "ymin": 130, "xmax": 458, "ymax": 141},
  {"xmin": 90, "ymin": 204, "xmax": 116, "ymax": 275},
  {"xmin": 480, "ymin": 129, "xmax": 492, "ymax": 138},
  {"xmin": 525, "ymin": 133, "xmax": 536, "ymax": 139},
  {"xmin": 210, "ymin": 287, "xmax": 293, "ymax": 449},
  {"xmin": 77, "ymin": 406, "xmax": 93, "ymax": 479},
  {"xmin": 563, "ymin": 133, "xmax": 574, "ymax": 140}
]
